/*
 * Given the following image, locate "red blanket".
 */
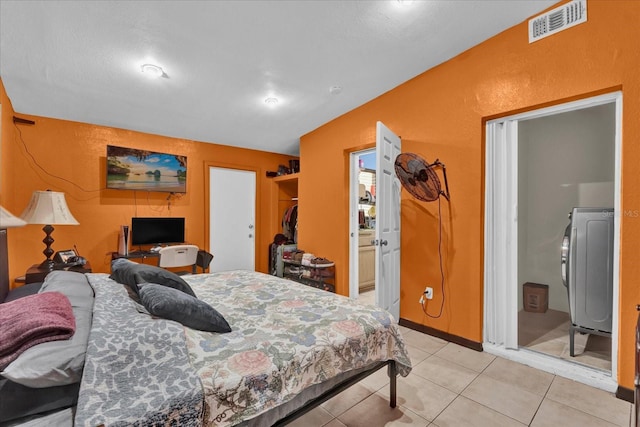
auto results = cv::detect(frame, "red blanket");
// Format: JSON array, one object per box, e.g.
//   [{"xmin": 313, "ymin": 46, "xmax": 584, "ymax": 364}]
[{"xmin": 0, "ymin": 292, "xmax": 75, "ymax": 369}]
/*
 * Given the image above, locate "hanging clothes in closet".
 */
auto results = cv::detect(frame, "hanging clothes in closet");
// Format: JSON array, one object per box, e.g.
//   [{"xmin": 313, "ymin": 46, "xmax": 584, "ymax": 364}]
[{"xmin": 282, "ymin": 205, "xmax": 298, "ymax": 243}]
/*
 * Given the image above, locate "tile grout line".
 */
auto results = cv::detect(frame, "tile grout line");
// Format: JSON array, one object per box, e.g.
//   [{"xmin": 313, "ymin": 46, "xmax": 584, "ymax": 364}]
[
  {"xmin": 542, "ymin": 392, "xmax": 630, "ymax": 426},
  {"xmin": 450, "ymin": 355, "xmax": 535, "ymax": 426},
  {"xmin": 527, "ymin": 370, "xmax": 556, "ymax": 426},
  {"xmin": 417, "ymin": 349, "xmax": 490, "ymax": 425},
  {"xmin": 322, "ymin": 387, "xmax": 376, "ymax": 419}
]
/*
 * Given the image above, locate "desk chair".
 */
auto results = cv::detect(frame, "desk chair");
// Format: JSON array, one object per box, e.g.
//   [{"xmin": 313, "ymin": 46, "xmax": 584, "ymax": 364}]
[
  {"xmin": 196, "ymin": 250, "xmax": 214, "ymax": 273},
  {"xmin": 157, "ymin": 245, "xmax": 199, "ymax": 275}
]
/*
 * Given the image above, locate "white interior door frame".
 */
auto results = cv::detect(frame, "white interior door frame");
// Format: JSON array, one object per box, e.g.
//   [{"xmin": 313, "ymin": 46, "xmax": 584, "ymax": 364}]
[
  {"xmin": 349, "ymin": 151, "xmax": 364, "ymax": 300},
  {"xmin": 483, "ymin": 91, "xmax": 622, "ymax": 392},
  {"xmin": 208, "ymin": 166, "xmax": 256, "ymax": 272},
  {"xmin": 484, "ymin": 120, "xmax": 519, "ymax": 350}
]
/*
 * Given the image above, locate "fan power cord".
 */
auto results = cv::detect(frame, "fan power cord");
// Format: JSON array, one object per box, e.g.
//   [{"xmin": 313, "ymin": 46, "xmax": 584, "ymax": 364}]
[{"xmin": 421, "ymin": 196, "xmax": 445, "ymax": 319}]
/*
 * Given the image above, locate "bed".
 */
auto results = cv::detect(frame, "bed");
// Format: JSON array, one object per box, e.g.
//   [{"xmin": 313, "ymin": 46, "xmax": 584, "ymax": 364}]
[{"xmin": 0, "ymin": 266, "xmax": 412, "ymax": 426}]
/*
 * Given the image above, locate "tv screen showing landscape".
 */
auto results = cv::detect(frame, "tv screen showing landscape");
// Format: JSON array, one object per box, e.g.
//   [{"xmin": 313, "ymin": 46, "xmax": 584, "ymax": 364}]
[{"xmin": 107, "ymin": 145, "xmax": 187, "ymax": 193}]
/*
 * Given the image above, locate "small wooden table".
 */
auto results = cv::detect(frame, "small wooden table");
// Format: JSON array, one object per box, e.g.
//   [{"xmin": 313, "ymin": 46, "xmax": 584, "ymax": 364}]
[{"xmin": 25, "ymin": 262, "xmax": 92, "ymax": 284}]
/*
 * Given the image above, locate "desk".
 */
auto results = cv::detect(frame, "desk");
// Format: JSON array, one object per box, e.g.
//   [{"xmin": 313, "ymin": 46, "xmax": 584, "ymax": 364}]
[
  {"xmin": 25, "ymin": 262, "xmax": 92, "ymax": 284},
  {"xmin": 111, "ymin": 249, "xmax": 213, "ymax": 273},
  {"xmin": 111, "ymin": 251, "xmax": 160, "ymax": 261}
]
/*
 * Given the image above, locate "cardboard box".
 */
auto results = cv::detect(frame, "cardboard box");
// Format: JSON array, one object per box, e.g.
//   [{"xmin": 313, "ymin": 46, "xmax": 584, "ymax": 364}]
[{"xmin": 523, "ymin": 282, "xmax": 549, "ymax": 313}]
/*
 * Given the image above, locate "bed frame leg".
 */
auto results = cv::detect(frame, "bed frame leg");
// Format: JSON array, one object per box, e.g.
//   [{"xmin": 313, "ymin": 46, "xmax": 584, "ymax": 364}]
[{"xmin": 389, "ymin": 361, "xmax": 397, "ymax": 408}]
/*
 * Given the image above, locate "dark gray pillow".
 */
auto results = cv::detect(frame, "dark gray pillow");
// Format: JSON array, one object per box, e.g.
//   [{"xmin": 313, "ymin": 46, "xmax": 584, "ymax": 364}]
[
  {"xmin": 3, "ymin": 282, "xmax": 42, "ymax": 303},
  {"xmin": 0, "ymin": 377, "xmax": 79, "ymax": 423},
  {"xmin": 139, "ymin": 284, "xmax": 231, "ymax": 333},
  {"xmin": 110, "ymin": 258, "xmax": 196, "ymax": 297}
]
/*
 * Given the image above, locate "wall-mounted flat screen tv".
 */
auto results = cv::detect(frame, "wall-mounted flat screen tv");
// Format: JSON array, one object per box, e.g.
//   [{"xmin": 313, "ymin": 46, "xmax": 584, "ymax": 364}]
[
  {"xmin": 107, "ymin": 145, "xmax": 187, "ymax": 193},
  {"xmin": 131, "ymin": 217, "xmax": 185, "ymax": 246}
]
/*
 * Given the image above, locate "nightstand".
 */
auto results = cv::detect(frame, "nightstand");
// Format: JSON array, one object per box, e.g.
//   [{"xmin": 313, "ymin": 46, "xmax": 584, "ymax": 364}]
[{"xmin": 25, "ymin": 262, "xmax": 92, "ymax": 284}]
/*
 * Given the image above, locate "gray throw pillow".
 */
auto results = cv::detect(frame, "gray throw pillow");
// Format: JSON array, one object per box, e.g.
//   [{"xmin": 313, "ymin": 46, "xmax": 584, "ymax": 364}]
[
  {"xmin": 139, "ymin": 283, "xmax": 231, "ymax": 333},
  {"xmin": 110, "ymin": 258, "xmax": 196, "ymax": 297}
]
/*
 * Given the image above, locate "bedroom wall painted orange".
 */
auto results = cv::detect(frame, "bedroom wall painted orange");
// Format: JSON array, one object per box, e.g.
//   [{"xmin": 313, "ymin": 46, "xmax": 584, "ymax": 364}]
[
  {"xmin": 298, "ymin": 1, "xmax": 640, "ymax": 389},
  {"xmin": 0, "ymin": 82, "xmax": 296, "ymax": 281}
]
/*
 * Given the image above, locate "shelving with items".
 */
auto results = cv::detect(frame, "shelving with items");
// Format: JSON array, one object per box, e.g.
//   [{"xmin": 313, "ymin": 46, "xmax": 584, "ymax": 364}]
[{"xmin": 279, "ymin": 249, "xmax": 335, "ymax": 293}]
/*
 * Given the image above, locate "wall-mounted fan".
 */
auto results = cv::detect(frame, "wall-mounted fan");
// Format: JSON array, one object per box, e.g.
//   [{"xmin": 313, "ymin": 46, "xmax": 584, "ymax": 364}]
[
  {"xmin": 394, "ymin": 152, "xmax": 450, "ymax": 319},
  {"xmin": 394, "ymin": 153, "xmax": 450, "ymax": 202}
]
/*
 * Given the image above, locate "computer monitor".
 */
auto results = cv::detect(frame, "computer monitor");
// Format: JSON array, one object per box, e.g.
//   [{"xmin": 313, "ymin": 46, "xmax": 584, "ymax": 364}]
[{"xmin": 130, "ymin": 217, "xmax": 185, "ymax": 246}]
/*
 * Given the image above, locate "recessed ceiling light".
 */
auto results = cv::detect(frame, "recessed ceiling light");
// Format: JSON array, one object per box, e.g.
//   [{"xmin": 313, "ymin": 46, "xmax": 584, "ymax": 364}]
[
  {"xmin": 329, "ymin": 86, "xmax": 343, "ymax": 95},
  {"xmin": 265, "ymin": 97, "xmax": 279, "ymax": 106},
  {"xmin": 141, "ymin": 63, "xmax": 166, "ymax": 78}
]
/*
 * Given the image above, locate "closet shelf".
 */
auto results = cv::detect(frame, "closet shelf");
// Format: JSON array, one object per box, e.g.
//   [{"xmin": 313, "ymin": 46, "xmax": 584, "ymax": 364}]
[
  {"xmin": 274, "ymin": 173, "xmax": 298, "ymax": 199},
  {"xmin": 272, "ymin": 173, "xmax": 299, "ymax": 183}
]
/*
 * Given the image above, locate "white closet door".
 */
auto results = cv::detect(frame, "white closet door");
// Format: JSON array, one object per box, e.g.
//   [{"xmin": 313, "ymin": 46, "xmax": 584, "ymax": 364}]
[{"xmin": 209, "ymin": 167, "xmax": 256, "ymax": 272}]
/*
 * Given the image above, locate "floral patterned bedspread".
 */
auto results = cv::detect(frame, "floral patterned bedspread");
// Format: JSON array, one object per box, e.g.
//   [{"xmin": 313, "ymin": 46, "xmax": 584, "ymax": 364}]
[
  {"xmin": 183, "ymin": 270, "xmax": 411, "ymax": 426},
  {"xmin": 75, "ymin": 271, "xmax": 411, "ymax": 427}
]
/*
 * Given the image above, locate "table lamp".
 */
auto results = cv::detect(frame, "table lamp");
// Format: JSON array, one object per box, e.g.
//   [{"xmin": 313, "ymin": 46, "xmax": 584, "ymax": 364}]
[
  {"xmin": 0, "ymin": 205, "xmax": 27, "ymax": 301},
  {"xmin": 20, "ymin": 190, "xmax": 79, "ymax": 271}
]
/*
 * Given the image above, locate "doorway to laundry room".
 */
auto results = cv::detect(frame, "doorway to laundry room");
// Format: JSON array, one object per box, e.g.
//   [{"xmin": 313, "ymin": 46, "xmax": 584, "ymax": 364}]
[
  {"xmin": 484, "ymin": 92, "xmax": 621, "ymax": 392},
  {"xmin": 517, "ymin": 102, "xmax": 615, "ymax": 372}
]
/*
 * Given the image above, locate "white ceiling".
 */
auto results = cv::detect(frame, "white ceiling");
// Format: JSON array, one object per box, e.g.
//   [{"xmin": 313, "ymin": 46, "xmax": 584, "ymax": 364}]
[{"xmin": 0, "ymin": 0, "xmax": 555, "ymax": 156}]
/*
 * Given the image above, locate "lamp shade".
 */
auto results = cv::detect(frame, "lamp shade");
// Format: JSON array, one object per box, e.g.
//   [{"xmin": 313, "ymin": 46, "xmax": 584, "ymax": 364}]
[
  {"xmin": 0, "ymin": 205, "xmax": 27, "ymax": 228},
  {"xmin": 20, "ymin": 191, "xmax": 79, "ymax": 225}
]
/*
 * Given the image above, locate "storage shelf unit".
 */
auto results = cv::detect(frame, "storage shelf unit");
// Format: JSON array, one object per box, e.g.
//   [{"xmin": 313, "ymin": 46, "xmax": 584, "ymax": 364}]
[{"xmin": 282, "ymin": 259, "xmax": 335, "ymax": 293}]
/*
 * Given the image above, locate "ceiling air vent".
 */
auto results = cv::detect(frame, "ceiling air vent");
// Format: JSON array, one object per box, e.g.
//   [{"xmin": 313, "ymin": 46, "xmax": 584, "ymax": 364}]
[{"xmin": 529, "ymin": 0, "xmax": 587, "ymax": 43}]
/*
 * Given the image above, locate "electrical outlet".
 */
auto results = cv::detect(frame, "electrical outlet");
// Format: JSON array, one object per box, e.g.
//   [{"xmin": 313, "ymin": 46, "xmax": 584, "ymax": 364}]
[{"xmin": 424, "ymin": 287, "xmax": 433, "ymax": 300}]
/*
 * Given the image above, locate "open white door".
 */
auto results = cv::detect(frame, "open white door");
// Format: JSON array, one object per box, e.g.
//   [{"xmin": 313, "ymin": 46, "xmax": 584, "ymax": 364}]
[
  {"xmin": 375, "ymin": 122, "xmax": 401, "ymax": 321},
  {"xmin": 484, "ymin": 120, "xmax": 519, "ymax": 350}
]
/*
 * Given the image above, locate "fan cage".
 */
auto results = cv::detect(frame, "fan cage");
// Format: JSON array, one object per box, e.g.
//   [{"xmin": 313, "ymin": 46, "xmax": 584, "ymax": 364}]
[{"xmin": 394, "ymin": 153, "xmax": 443, "ymax": 202}]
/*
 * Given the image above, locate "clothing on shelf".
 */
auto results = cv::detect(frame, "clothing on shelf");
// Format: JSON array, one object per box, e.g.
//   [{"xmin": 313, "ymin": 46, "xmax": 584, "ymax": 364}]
[{"xmin": 282, "ymin": 205, "xmax": 298, "ymax": 243}]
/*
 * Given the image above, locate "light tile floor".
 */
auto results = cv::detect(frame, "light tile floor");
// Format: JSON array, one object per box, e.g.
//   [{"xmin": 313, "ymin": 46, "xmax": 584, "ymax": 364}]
[
  {"xmin": 519, "ymin": 309, "xmax": 612, "ymax": 371},
  {"xmin": 358, "ymin": 289, "xmax": 376, "ymax": 306},
  {"xmin": 288, "ymin": 292, "xmax": 632, "ymax": 427}
]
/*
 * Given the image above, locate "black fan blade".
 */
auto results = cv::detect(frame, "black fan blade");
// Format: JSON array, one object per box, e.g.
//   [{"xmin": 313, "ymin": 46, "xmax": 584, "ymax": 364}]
[{"xmin": 415, "ymin": 169, "xmax": 429, "ymax": 182}]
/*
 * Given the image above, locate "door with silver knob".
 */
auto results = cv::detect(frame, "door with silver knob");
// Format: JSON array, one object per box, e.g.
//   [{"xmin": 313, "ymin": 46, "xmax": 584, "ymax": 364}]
[
  {"xmin": 209, "ymin": 167, "xmax": 256, "ymax": 272},
  {"xmin": 375, "ymin": 121, "xmax": 401, "ymax": 321},
  {"xmin": 348, "ymin": 123, "xmax": 402, "ymax": 313}
]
